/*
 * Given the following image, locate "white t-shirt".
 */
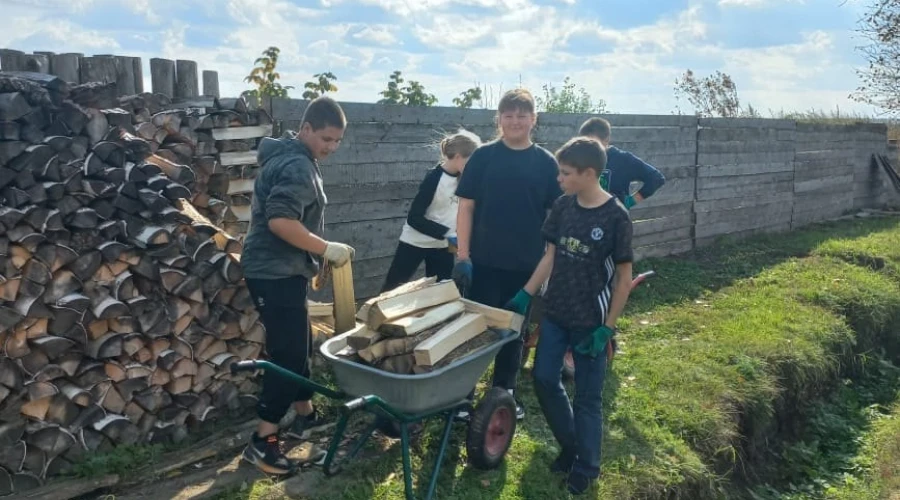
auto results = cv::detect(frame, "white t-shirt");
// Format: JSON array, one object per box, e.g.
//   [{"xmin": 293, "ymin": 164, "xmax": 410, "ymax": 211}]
[{"xmin": 399, "ymin": 164, "xmax": 459, "ymax": 249}]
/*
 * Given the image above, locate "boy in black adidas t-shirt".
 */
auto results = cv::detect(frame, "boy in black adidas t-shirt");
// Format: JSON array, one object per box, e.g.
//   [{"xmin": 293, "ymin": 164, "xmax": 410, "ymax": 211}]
[{"xmin": 505, "ymin": 137, "xmax": 633, "ymax": 495}]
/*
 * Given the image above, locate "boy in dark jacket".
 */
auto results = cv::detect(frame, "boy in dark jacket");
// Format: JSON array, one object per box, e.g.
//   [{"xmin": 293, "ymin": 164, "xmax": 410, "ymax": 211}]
[
  {"xmin": 240, "ymin": 96, "xmax": 355, "ymax": 475},
  {"xmin": 578, "ymin": 117, "xmax": 666, "ymax": 209}
]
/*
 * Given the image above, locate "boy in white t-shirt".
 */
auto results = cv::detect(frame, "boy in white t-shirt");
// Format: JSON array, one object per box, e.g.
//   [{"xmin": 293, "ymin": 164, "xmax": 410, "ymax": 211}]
[{"xmin": 380, "ymin": 129, "xmax": 482, "ymax": 293}]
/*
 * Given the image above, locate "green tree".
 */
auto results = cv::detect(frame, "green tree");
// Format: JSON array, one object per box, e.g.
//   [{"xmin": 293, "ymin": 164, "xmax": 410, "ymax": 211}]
[
  {"xmin": 852, "ymin": 0, "xmax": 900, "ymax": 113},
  {"xmin": 378, "ymin": 70, "xmax": 438, "ymax": 106},
  {"xmin": 243, "ymin": 46, "xmax": 293, "ymax": 99},
  {"xmin": 673, "ymin": 69, "xmax": 741, "ymax": 118},
  {"xmin": 453, "ymin": 86, "xmax": 483, "ymax": 108},
  {"xmin": 536, "ymin": 77, "xmax": 606, "ymax": 113},
  {"xmin": 302, "ymin": 72, "xmax": 338, "ymax": 100}
]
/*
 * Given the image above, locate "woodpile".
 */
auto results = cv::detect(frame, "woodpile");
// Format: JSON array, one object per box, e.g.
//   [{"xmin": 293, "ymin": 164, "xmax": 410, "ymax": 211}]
[
  {"xmin": 0, "ymin": 72, "xmax": 280, "ymax": 495},
  {"xmin": 336, "ymin": 278, "xmax": 524, "ymax": 375}
]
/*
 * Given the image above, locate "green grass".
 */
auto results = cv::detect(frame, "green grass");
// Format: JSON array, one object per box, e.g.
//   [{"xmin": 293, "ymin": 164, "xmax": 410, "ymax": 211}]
[{"xmin": 209, "ymin": 217, "xmax": 900, "ymax": 499}]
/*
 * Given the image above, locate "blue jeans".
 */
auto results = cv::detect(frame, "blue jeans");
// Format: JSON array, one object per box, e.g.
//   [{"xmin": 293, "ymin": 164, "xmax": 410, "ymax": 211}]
[{"xmin": 532, "ymin": 318, "xmax": 608, "ymax": 478}]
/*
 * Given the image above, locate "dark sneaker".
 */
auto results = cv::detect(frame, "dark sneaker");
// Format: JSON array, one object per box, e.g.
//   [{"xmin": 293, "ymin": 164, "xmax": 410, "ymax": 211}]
[
  {"xmin": 285, "ymin": 408, "xmax": 329, "ymax": 440},
  {"xmin": 515, "ymin": 399, "xmax": 525, "ymax": 421},
  {"xmin": 566, "ymin": 470, "xmax": 594, "ymax": 495},
  {"xmin": 550, "ymin": 451, "xmax": 575, "ymax": 474},
  {"xmin": 241, "ymin": 433, "xmax": 296, "ymax": 476}
]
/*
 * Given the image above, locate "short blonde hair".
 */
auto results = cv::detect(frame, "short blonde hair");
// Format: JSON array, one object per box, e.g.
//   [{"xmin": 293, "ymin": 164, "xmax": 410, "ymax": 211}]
[{"xmin": 440, "ymin": 128, "xmax": 482, "ymax": 159}]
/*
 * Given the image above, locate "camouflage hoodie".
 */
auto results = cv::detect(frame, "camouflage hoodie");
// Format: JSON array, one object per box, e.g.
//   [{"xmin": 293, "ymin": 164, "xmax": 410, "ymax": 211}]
[{"xmin": 240, "ymin": 132, "xmax": 327, "ymax": 280}]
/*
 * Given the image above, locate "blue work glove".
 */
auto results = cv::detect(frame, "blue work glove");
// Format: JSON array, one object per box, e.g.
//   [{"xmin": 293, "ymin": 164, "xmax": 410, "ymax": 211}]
[
  {"xmin": 623, "ymin": 195, "xmax": 637, "ymax": 210},
  {"xmin": 503, "ymin": 289, "xmax": 532, "ymax": 316},
  {"xmin": 447, "ymin": 236, "xmax": 458, "ymax": 247},
  {"xmin": 575, "ymin": 325, "xmax": 616, "ymax": 358},
  {"xmin": 451, "ymin": 259, "xmax": 472, "ymax": 295}
]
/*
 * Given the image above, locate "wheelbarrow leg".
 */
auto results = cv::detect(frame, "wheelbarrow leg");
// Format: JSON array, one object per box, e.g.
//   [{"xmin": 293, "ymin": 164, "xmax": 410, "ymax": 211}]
[
  {"xmin": 400, "ymin": 423, "xmax": 415, "ymax": 500},
  {"xmin": 423, "ymin": 411, "xmax": 456, "ymax": 500}
]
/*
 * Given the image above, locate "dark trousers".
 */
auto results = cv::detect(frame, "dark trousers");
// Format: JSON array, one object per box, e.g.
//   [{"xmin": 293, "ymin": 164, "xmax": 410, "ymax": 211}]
[
  {"xmin": 245, "ymin": 275, "xmax": 314, "ymax": 425},
  {"xmin": 468, "ymin": 263, "xmax": 532, "ymax": 394},
  {"xmin": 380, "ymin": 241, "xmax": 454, "ymax": 293},
  {"xmin": 533, "ymin": 318, "xmax": 608, "ymax": 478}
]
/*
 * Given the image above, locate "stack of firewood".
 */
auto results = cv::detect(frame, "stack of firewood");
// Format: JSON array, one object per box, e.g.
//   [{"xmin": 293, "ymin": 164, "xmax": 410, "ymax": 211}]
[
  {"xmin": 0, "ymin": 72, "xmax": 278, "ymax": 494},
  {"xmin": 337, "ymin": 278, "xmax": 524, "ymax": 375}
]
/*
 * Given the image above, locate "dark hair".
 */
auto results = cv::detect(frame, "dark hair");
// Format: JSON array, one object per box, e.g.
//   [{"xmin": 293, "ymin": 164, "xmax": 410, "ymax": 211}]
[
  {"xmin": 302, "ymin": 96, "xmax": 346, "ymax": 131},
  {"xmin": 555, "ymin": 136, "xmax": 607, "ymax": 176},
  {"xmin": 498, "ymin": 88, "xmax": 535, "ymax": 115},
  {"xmin": 578, "ymin": 117, "xmax": 611, "ymax": 142}
]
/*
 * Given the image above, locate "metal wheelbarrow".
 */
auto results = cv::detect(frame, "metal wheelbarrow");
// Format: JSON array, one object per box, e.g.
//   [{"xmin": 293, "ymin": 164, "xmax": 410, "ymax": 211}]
[{"xmin": 230, "ymin": 326, "xmax": 520, "ymax": 500}]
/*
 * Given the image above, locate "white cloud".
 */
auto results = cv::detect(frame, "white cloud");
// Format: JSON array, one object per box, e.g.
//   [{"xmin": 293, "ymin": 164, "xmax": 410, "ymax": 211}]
[
  {"xmin": 349, "ymin": 26, "xmax": 399, "ymax": 46},
  {"xmin": 0, "ymin": 0, "xmax": 877, "ymax": 115}
]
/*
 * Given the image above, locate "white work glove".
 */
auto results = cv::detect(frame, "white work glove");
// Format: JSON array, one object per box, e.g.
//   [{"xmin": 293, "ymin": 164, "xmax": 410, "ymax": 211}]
[{"xmin": 323, "ymin": 241, "xmax": 355, "ymax": 267}]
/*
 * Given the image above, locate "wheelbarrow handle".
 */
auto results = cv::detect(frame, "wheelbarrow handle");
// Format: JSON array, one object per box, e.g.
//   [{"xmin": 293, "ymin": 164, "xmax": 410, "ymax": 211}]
[
  {"xmin": 230, "ymin": 359, "xmax": 345, "ymax": 400},
  {"xmin": 230, "ymin": 360, "xmax": 262, "ymax": 374}
]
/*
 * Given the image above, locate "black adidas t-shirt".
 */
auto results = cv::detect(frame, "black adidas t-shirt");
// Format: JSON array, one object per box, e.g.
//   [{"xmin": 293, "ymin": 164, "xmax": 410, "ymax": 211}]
[
  {"xmin": 455, "ymin": 140, "xmax": 562, "ymax": 272},
  {"xmin": 542, "ymin": 194, "xmax": 634, "ymax": 333}
]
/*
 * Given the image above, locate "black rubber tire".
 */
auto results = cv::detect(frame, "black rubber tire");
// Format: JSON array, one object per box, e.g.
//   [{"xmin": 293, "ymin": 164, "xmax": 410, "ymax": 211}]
[{"xmin": 465, "ymin": 387, "xmax": 517, "ymax": 470}]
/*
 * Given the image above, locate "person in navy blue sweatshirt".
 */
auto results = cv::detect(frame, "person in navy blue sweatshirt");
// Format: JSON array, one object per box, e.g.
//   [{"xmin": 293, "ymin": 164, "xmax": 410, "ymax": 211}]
[
  {"xmin": 578, "ymin": 117, "xmax": 666, "ymax": 209},
  {"xmin": 380, "ymin": 129, "xmax": 482, "ymax": 293}
]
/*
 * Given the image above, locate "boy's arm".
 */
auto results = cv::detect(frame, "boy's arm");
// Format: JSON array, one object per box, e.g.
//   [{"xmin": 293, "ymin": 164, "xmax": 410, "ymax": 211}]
[
  {"xmin": 406, "ymin": 167, "xmax": 451, "ymax": 240},
  {"xmin": 604, "ymin": 261, "xmax": 633, "ymax": 328},
  {"xmin": 455, "ymin": 199, "xmax": 474, "ymax": 260},
  {"xmin": 605, "ymin": 211, "xmax": 635, "ymax": 328},
  {"xmin": 265, "ymin": 167, "xmax": 351, "ymax": 262},
  {"xmin": 522, "ymin": 244, "xmax": 555, "ymax": 295},
  {"xmin": 622, "ymin": 150, "xmax": 666, "ymax": 203},
  {"xmin": 453, "ymin": 148, "xmax": 485, "ymax": 261}
]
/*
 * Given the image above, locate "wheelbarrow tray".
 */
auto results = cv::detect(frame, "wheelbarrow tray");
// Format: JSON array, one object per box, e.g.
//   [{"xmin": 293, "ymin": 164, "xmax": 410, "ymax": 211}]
[{"xmin": 320, "ymin": 328, "xmax": 518, "ymax": 414}]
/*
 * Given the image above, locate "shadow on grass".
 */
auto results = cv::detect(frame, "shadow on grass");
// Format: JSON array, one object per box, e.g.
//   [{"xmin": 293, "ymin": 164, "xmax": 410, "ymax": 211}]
[{"xmin": 627, "ymin": 218, "xmax": 900, "ymax": 316}]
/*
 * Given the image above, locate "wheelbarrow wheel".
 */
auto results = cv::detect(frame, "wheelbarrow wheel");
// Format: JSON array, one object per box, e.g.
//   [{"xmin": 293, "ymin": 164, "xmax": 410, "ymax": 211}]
[{"xmin": 465, "ymin": 387, "xmax": 517, "ymax": 470}]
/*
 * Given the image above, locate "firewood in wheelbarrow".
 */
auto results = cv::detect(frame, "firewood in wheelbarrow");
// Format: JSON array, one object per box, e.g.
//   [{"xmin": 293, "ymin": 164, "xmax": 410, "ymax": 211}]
[
  {"xmin": 365, "ymin": 280, "xmax": 460, "ymax": 331},
  {"xmin": 375, "ymin": 353, "xmax": 416, "ymax": 374},
  {"xmin": 413, "ymin": 313, "xmax": 488, "ymax": 367},
  {"xmin": 357, "ymin": 313, "xmax": 459, "ymax": 364},
  {"xmin": 379, "ymin": 300, "xmax": 465, "ymax": 338},
  {"xmin": 355, "ymin": 276, "xmax": 438, "ymax": 322},
  {"xmin": 345, "ymin": 323, "xmax": 381, "ymax": 351}
]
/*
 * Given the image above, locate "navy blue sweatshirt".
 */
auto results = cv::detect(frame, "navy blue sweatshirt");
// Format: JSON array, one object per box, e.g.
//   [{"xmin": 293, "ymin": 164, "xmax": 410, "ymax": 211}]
[{"xmin": 605, "ymin": 146, "xmax": 666, "ymax": 203}]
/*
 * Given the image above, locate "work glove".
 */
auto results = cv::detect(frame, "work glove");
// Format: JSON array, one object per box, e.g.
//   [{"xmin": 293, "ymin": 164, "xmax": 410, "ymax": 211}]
[
  {"xmin": 323, "ymin": 241, "xmax": 355, "ymax": 267},
  {"xmin": 447, "ymin": 235, "xmax": 458, "ymax": 252},
  {"xmin": 623, "ymin": 195, "xmax": 637, "ymax": 210},
  {"xmin": 451, "ymin": 259, "xmax": 472, "ymax": 296},
  {"xmin": 503, "ymin": 289, "xmax": 532, "ymax": 316},
  {"xmin": 575, "ymin": 325, "xmax": 616, "ymax": 359}
]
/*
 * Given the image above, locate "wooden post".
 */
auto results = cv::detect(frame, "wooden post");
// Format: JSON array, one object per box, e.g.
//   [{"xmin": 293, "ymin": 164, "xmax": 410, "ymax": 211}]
[
  {"xmin": 50, "ymin": 53, "xmax": 82, "ymax": 84},
  {"xmin": 174, "ymin": 60, "xmax": 199, "ymax": 99},
  {"xmin": 132, "ymin": 57, "xmax": 144, "ymax": 93},
  {"xmin": 150, "ymin": 58, "xmax": 175, "ymax": 98},
  {"xmin": 0, "ymin": 49, "xmax": 24, "ymax": 71},
  {"xmin": 332, "ymin": 262, "xmax": 356, "ymax": 334},
  {"xmin": 113, "ymin": 56, "xmax": 136, "ymax": 96},
  {"xmin": 80, "ymin": 55, "xmax": 117, "ymax": 85},
  {"xmin": 23, "ymin": 54, "xmax": 49, "ymax": 73},
  {"xmin": 33, "ymin": 52, "xmax": 55, "ymax": 73},
  {"xmin": 202, "ymin": 70, "xmax": 219, "ymax": 98}
]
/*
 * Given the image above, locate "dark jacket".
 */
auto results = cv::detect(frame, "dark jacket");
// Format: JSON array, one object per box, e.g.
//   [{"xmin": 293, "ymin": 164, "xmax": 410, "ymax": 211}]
[
  {"xmin": 605, "ymin": 146, "xmax": 666, "ymax": 203},
  {"xmin": 240, "ymin": 132, "xmax": 327, "ymax": 280}
]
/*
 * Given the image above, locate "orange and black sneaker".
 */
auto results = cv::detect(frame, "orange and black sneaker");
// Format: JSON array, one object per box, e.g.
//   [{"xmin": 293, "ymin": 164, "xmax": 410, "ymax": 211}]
[{"xmin": 241, "ymin": 432, "xmax": 296, "ymax": 475}]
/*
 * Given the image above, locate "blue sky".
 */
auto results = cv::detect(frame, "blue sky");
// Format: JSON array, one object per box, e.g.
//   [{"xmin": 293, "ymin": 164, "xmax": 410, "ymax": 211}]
[{"xmin": 0, "ymin": 0, "xmax": 881, "ymax": 115}]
